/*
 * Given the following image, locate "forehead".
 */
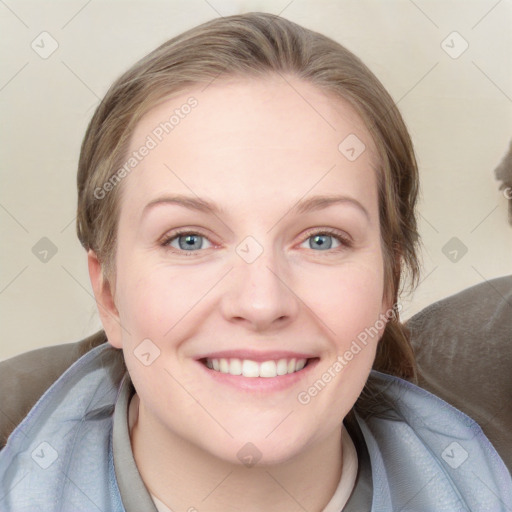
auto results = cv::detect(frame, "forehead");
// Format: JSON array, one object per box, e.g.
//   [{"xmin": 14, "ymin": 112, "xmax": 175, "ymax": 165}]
[{"xmin": 121, "ymin": 75, "xmax": 379, "ymax": 216}]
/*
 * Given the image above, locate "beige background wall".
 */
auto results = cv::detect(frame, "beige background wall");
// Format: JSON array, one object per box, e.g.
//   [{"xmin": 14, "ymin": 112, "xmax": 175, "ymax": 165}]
[{"xmin": 1, "ymin": 0, "xmax": 511, "ymax": 360}]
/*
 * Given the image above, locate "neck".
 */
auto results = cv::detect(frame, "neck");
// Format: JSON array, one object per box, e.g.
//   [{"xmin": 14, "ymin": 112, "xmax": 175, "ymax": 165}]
[{"xmin": 130, "ymin": 393, "xmax": 344, "ymax": 512}]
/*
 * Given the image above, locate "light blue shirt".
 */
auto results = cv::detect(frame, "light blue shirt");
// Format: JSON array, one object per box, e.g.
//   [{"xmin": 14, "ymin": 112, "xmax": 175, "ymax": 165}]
[{"xmin": 0, "ymin": 343, "xmax": 510, "ymax": 511}]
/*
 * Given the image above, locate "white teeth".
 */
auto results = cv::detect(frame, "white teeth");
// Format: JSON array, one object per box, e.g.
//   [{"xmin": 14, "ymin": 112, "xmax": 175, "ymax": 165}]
[
  {"xmin": 219, "ymin": 358, "xmax": 229, "ymax": 373},
  {"xmin": 242, "ymin": 359, "xmax": 259, "ymax": 377},
  {"xmin": 204, "ymin": 357, "xmax": 309, "ymax": 377},
  {"xmin": 276, "ymin": 359, "xmax": 288, "ymax": 376},
  {"xmin": 229, "ymin": 358, "xmax": 242, "ymax": 375},
  {"xmin": 259, "ymin": 361, "xmax": 276, "ymax": 378}
]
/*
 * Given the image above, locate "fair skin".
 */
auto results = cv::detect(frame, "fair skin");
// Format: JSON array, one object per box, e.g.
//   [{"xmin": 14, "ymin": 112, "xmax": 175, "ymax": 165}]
[{"xmin": 89, "ymin": 75, "xmax": 391, "ymax": 511}]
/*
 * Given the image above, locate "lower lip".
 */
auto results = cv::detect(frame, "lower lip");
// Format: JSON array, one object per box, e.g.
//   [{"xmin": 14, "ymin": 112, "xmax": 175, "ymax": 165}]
[{"xmin": 195, "ymin": 358, "xmax": 320, "ymax": 393}]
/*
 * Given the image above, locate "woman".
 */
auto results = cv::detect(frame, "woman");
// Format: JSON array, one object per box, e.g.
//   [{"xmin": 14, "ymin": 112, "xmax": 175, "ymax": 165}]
[{"xmin": 0, "ymin": 12, "xmax": 510, "ymax": 511}]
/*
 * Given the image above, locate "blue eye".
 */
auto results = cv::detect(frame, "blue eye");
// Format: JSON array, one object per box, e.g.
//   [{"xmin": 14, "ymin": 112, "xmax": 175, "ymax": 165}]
[
  {"xmin": 305, "ymin": 233, "xmax": 338, "ymax": 250},
  {"xmin": 163, "ymin": 232, "xmax": 212, "ymax": 252},
  {"xmin": 300, "ymin": 230, "xmax": 350, "ymax": 251}
]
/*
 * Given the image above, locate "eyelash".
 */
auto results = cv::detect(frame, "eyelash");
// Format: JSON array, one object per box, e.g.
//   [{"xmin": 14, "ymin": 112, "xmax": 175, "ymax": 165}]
[{"xmin": 160, "ymin": 228, "xmax": 353, "ymax": 256}]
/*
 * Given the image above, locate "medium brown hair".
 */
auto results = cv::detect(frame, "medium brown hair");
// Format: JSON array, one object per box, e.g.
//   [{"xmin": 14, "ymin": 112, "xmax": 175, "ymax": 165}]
[{"xmin": 77, "ymin": 12, "xmax": 421, "ymax": 381}]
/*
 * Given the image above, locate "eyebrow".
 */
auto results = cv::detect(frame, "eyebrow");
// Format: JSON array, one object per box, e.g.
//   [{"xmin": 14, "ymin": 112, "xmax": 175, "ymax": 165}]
[{"xmin": 142, "ymin": 193, "xmax": 370, "ymax": 221}]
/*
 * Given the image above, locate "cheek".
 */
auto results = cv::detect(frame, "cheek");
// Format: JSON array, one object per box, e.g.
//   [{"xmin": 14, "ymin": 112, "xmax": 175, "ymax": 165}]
[
  {"xmin": 295, "ymin": 262, "xmax": 385, "ymax": 414},
  {"xmin": 300, "ymin": 258, "xmax": 386, "ymax": 345},
  {"xmin": 115, "ymin": 260, "xmax": 216, "ymax": 343}
]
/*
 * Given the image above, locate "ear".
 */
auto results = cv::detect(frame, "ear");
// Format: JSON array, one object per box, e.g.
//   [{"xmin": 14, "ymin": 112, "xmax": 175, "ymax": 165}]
[{"xmin": 87, "ymin": 250, "xmax": 123, "ymax": 349}]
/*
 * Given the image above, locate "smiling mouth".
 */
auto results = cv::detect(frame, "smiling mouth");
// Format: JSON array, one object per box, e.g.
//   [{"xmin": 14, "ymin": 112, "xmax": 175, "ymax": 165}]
[{"xmin": 199, "ymin": 357, "xmax": 318, "ymax": 378}]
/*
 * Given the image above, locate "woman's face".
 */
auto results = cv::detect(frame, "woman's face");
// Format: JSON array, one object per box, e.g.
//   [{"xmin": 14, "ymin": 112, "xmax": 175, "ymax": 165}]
[{"xmin": 92, "ymin": 75, "xmax": 391, "ymax": 465}]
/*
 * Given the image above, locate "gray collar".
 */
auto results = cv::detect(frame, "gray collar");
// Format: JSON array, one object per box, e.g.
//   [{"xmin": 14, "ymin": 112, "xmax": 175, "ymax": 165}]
[{"xmin": 113, "ymin": 372, "xmax": 159, "ymax": 512}]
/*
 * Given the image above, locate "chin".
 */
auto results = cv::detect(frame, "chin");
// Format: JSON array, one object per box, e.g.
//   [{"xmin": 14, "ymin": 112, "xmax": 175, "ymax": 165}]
[{"xmin": 203, "ymin": 426, "xmax": 314, "ymax": 468}]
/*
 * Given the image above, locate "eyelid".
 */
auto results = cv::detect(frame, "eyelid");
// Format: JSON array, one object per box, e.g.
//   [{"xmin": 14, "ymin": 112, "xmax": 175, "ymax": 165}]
[{"xmin": 300, "ymin": 227, "xmax": 353, "ymax": 246}]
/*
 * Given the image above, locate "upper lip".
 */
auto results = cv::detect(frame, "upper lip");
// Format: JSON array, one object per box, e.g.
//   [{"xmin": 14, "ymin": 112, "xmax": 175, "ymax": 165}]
[{"xmin": 195, "ymin": 350, "xmax": 318, "ymax": 362}]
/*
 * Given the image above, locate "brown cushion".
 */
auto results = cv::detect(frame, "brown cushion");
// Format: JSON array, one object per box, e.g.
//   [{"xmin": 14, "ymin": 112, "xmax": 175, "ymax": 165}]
[{"xmin": 406, "ymin": 275, "xmax": 512, "ymax": 470}]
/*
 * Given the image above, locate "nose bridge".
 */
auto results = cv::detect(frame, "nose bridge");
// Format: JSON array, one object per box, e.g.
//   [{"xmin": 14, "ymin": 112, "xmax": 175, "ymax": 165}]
[{"xmin": 221, "ymin": 235, "xmax": 299, "ymax": 329}]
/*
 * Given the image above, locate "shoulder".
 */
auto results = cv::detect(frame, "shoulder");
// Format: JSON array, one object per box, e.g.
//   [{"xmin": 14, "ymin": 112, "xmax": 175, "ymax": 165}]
[
  {"xmin": 355, "ymin": 371, "xmax": 512, "ymax": 510},
  {"xmin": 0, "ymin": 340, "xmax": 126, "ymax": 511},
  {"xmin": 0, "ymin": 330, "xmax": 108, "ymax": 448}
]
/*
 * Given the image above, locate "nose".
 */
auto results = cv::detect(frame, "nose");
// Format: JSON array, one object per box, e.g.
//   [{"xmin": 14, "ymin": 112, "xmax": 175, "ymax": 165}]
[{"xmin": 220, "ymin": 244, "xmax": 300, "ymax": 332}]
